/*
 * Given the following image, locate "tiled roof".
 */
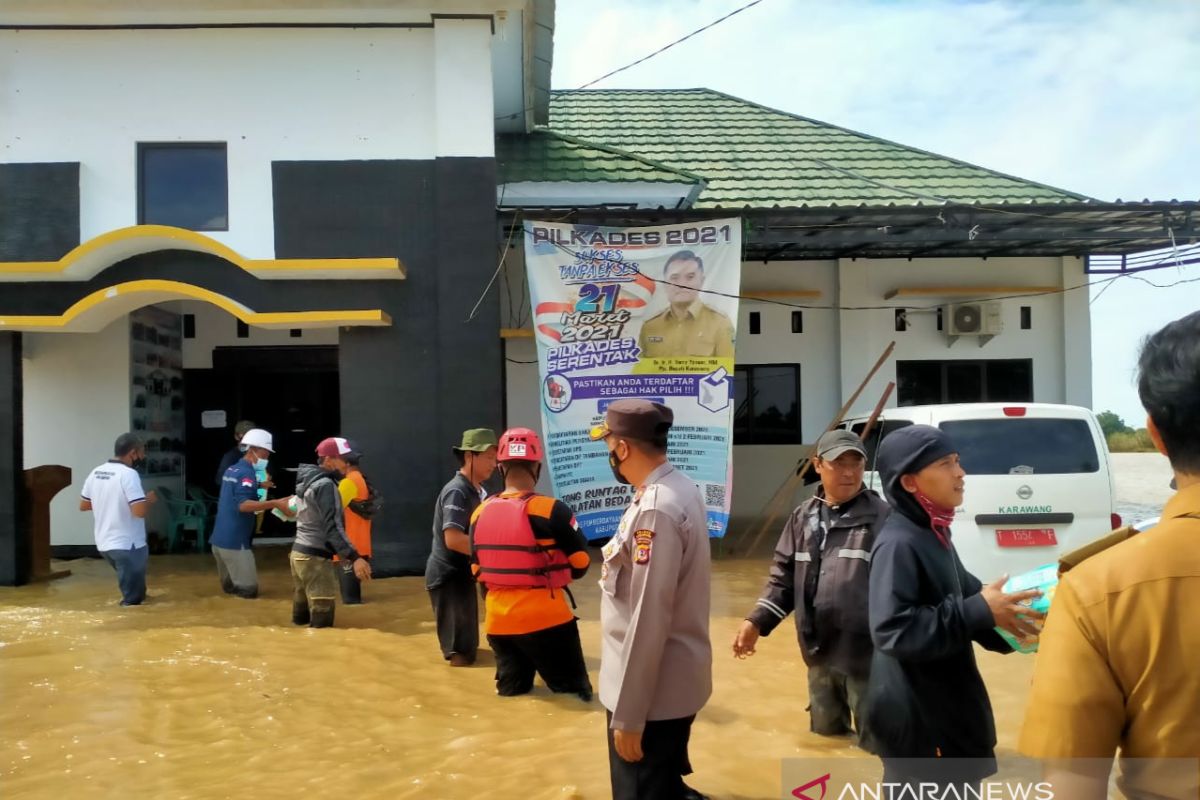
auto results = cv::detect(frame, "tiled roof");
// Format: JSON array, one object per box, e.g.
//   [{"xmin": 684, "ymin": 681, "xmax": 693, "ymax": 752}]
[
  {"xmin": 535, "ymin": 88, "xmax": 1091, "ymax": 209},
  {"xmin": 496, "ymin": 129, "xmax": 702, "ymax": 186}
]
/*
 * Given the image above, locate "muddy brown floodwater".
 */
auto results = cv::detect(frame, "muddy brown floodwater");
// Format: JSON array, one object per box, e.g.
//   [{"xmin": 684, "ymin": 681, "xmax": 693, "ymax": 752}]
[{"xmin": 0, "ymin": 547, "xmax": 1039, "ymax": 800}]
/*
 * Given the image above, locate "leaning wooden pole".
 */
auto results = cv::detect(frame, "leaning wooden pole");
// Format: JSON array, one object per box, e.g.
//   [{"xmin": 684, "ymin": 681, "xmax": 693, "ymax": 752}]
[{"xmin": 737, "ymin": 341, "xmax": 896, "ymax": 557}]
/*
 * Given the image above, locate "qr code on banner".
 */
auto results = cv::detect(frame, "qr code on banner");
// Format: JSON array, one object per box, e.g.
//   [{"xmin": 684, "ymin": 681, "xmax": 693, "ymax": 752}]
[{"xmin": 705, "ymin": 483, "xmax": 726, "ymax": 507}]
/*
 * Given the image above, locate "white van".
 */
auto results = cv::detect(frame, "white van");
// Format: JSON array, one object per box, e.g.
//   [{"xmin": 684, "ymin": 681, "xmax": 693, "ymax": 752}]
[{"xmin": 838, "ymin": 403, "xmax": 1119, "ymax": 579}]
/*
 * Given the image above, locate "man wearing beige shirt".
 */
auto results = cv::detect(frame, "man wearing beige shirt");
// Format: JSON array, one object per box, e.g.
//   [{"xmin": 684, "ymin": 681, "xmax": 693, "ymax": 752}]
[
  {"xmin": 1019, "ymin": 311, "xmax": 1200, "ymax": 799},
  {"xmin": 590, "ymin": 399, "xmax": 713, "ymax": 800}
]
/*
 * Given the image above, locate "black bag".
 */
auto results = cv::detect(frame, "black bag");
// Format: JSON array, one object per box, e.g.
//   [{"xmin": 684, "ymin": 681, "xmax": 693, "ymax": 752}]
[{"xmin": 348, "ymin": 473, "xmax": 384, "ymax": 520}]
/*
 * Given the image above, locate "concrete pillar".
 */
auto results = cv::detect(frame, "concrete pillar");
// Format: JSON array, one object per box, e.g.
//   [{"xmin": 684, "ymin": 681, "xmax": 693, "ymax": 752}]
[{"xmin": 0, "ymin": 332, "xmax": 28, "ymax": 586}]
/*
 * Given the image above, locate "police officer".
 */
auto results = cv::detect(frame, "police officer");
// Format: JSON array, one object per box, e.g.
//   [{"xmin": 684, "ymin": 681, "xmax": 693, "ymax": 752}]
[
  {"xmin": 590, "ymin": 399, "xmax": 713, "ymax": 800},
  {"xmin": 638, "ymin": 250, "xmax": 734, "ymax": 359},
  {"xmin": 733, "ymin": 430, "xmax": 890, "ymax": 751}
]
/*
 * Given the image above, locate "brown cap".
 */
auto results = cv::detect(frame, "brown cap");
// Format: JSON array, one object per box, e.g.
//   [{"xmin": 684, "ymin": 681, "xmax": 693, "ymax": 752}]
[{"xmin": 589, "ymin": 399, "xmax": 674, "ymax": 443}]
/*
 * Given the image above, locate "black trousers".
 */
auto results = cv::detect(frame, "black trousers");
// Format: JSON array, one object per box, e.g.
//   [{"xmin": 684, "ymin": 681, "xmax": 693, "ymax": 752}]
[
  {"xmin": 428, "ymin": 575, "xmax": 479, "ymax": 661},
  {"xmin": 487, "ymin": 619, "xmax": 592, "ymax": 698},
  {"xmin": 338, "ymin": 558, "xmax": 366, "ymax": 605},
  {"xmin": 606, "ymin": 710, "xmax": 696, "ymax": 800}
]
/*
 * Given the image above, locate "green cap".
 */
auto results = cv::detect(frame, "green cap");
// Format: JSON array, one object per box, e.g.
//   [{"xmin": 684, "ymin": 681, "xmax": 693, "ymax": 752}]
[{"xmin": 454, "ymin": 428, "xmax": 498, "ymax": 453}]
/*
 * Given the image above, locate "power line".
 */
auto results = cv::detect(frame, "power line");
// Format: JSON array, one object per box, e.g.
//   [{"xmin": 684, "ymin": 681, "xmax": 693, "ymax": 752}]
[
  {"xmin": 497, "ymin": 0, "xmax": 769, "ymax": 122},
  {"xmin": 535, "ymin": 238, "xmax": 1196, "ymax": 313},
  {"xmin": 577, "ymin": 0, "xmax": 766, "ymax": 90}
]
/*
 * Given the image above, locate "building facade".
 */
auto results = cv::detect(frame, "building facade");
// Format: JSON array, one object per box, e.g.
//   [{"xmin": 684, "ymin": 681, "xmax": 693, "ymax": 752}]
[{"xmin": 1, "ymin": 3, "xmax": 1189, "ymax": 584}]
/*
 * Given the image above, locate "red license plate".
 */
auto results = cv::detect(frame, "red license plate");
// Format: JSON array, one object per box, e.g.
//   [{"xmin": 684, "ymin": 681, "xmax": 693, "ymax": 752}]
[{"xmin": 996, "ymin": 529, "xmax": 1057, "ymax": 548}]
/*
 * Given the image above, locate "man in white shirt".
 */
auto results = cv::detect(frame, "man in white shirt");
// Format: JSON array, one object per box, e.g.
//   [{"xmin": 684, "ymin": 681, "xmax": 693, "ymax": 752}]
[{"xmin": 80, "ymin": 433, "xmax": 156, "ymax": 606}]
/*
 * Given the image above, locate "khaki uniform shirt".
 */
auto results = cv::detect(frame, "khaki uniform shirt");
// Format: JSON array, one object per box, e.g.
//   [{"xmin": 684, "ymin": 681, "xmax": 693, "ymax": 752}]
[
  {"xmin": 1020, "ymin": 481, "xmax": 1200, "ymax": 798},
  {"xmin": 599, "ymin": 462, "xmax": 713, "ymax": 732},
  {"xmin": 638, "ymin": 300, "xmax": 734, "ymax": 359}
]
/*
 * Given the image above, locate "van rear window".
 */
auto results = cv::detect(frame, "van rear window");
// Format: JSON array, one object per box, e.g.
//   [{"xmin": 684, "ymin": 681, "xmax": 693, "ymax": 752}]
[
  {"xmin": 939, "ymin": 419, "xmax": 1099, "ymax": 475},
  {"xmin": 853, "ymin": 419, "xmax": 914, "ymax": 467}
]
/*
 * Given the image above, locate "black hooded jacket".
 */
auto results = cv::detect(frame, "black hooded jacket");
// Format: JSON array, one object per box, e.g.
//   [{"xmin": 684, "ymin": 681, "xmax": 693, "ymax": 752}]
[{"xmin": 864, "ymin": 425, "xmax": 1011, "ymax": 765}]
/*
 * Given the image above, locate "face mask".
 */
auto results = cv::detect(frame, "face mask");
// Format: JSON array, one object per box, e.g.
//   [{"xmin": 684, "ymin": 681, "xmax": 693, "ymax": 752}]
[
  {"xmin": 609, "ymin": 449, "xmax": 630, "ymax": 485},
  {"xmin": 914, "ymin": 489, "xmax": 954, "ymax": 549},
  {"xmin": 131, "ymin": 457, "xmax": 145, "ymax": 472},
  {"xmin": 255, "ymin": 457, "xmax": 269, "ymax": 475}
]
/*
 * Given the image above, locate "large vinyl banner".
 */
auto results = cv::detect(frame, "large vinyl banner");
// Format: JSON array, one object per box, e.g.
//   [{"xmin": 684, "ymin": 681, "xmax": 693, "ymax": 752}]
[{"xmin": 523, "ymin": 219, "xmax": 742, "ymax": 540}]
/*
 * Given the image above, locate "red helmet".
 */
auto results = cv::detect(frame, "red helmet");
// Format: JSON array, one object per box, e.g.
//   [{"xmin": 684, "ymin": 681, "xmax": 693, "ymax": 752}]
[{"xmin": 497, "ymin": 428, "xmax": 544, "ymax": 463}]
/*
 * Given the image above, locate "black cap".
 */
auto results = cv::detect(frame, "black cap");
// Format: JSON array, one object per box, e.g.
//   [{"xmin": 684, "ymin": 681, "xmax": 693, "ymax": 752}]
[
  {"xmin": 816, "ymin": 430, "xmax": 867, "ymax": 461},
  {"xmin": 590, "ymin": 399, "xmax": 674, "ymax": 444}
]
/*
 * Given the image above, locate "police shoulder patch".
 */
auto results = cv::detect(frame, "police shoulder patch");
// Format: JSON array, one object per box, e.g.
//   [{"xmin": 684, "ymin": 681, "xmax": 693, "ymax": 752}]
[{"xmin": 633, "ymin": 529, "xmax": 654, "ymax": 565}]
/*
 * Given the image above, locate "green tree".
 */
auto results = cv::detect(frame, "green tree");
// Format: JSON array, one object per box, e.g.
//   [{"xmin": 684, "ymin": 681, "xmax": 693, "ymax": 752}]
[{"xmin": 1097, "ymin": 410, "xmax": 1131, "ymax": 438}]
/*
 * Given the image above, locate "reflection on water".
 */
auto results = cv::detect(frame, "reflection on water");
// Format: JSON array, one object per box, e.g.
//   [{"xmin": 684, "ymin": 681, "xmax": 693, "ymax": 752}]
[{"xmin": 0, "ymin": 548, "xmax": 1035, "ymax": 800}]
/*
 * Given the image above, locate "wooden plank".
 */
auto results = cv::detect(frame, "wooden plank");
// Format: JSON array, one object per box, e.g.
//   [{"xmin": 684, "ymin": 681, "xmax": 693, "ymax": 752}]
[
  {"xmin": 737, "ymin": 341, "xmax": 896, "ymax": 557},
  {"xmin": 500, "ymin": 328, "xmax": 534, "ymax": 339},
  {"xmin": 743, "ymin": 289, "xmax": 822, "ymax": 299},
  {"xmin": 884, "ymin": 286, "xmax": 1058, "ymax": 300}
]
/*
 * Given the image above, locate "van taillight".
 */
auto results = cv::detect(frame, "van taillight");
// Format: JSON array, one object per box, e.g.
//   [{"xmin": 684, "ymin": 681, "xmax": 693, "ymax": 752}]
[
  {"xmin": 1112, "ymin": 513, "xmax": 1123, "ymax": 529},
  {"xmin": 1002, "ymin": 407, "xmax": 1027, "ymax": 417}
]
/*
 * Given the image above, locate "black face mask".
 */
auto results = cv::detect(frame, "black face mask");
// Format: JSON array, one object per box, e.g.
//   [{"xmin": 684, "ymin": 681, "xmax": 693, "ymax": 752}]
[
  {"xmin": 609, "ymin": 450, "xmax": 631, "ymax": 485},
  {"xmin": 131, "ymin": 457, "xmax": 146, "ymax": 472}
]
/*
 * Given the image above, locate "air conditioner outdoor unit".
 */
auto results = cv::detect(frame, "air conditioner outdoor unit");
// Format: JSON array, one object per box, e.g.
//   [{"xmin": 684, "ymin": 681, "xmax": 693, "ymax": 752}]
[{"xmin": 945, "ymin": 302, "xmax": 1002, "ymax": 346}]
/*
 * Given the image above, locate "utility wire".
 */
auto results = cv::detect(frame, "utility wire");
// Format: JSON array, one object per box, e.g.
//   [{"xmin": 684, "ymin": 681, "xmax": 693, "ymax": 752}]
[
  {"xmin": 534, "ymin": 238, "xmax": 1195, "ymax": 313},
  {"xmin": 577, "ymin": 0, "xmax": 766, "ymax": 90}
]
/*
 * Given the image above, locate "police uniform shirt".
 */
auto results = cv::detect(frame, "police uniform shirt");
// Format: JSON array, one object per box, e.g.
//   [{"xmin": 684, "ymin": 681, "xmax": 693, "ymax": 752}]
[
  {"xmin": 1020, "ymin": 481, "xmax": 1200, "ymax": 798},
  {"xmin": 80, "ymin": 461, "xmax": 147, "ymax": 552},
  {"xmin": 638, "ymin": 300, "xmax": 734, "ymax": 359},
  {"xmin": 599, "ymin": 462, "xmax": 713, "ymax": 732}
]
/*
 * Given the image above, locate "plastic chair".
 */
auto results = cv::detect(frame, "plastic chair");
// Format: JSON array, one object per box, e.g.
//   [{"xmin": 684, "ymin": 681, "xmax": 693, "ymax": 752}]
[
  {"xmin": 157, "ymin": 486, "xmax": 208, "ymax": 553},
  {"xmin": 187, "ymin": 485, "xmax": 219, "ymax": 523}
]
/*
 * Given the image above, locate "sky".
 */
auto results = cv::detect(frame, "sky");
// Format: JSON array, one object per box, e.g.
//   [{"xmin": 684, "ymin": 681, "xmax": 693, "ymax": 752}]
[{"xmin": 550, "ymin": 0, "xmax": 1200, "ymax": 424}]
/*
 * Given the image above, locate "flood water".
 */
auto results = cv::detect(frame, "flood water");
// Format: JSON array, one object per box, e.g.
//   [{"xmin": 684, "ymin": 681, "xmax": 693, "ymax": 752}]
[
  {"xmin": 0, "ymin": 548, "xmax": 1038, "ymax": 800},
  {"xmin": 6, "ymin": 454, "xmax": 1173, "ymax": 798}
]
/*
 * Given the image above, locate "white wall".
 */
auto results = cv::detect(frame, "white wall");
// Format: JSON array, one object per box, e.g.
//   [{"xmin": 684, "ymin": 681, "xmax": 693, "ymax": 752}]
[
  {"xmin": 177, "ymin": 301, "xmax": 338, "ymax": 370},
  {"xmin": 23, "ymin": 319, "xmax": 132, "ymax": 547},
  {"xmin": 1, "ymin": 21, "xmax": 494, "ymax": 257},
  {"xmin": 836, "ymin": 255, "xmax": 1070, "ymax": 416}
]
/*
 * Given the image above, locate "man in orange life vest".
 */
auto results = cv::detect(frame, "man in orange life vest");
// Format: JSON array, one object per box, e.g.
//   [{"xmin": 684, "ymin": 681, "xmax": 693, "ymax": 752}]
[{"xmin": 469, "ymin": 427, "xmax": 594, "ymax": 700}]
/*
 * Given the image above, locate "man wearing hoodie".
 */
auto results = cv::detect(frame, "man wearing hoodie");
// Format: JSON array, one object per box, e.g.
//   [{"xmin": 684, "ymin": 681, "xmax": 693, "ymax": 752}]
[
  {"xmin": 733, "ymin": 430, "xmax": 890, "ymax": 751},
  {"xmin": 866, "ymin": 425, "xmax": 1042, "ymax": 787},
  {"xmin": 290, "ymin": 437, "xmax": 371, "ymax": 628}
]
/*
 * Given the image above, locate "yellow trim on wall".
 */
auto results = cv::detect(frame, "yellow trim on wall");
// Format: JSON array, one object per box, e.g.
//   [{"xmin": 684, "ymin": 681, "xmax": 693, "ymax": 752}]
[
  {"xmin": 0, "ymin": 225, "xmax": 404, "ymax": 281},
  {"xmin": 0, "ymin": 280, "xmax": 391, "ymax": 333},
  {"xmin": 884, "ymin": 286, "xmax": 1058, "ymax": 300},
  {"xmin": 500, "ymin": 328, "xmax": 535, "ymax": 339}
]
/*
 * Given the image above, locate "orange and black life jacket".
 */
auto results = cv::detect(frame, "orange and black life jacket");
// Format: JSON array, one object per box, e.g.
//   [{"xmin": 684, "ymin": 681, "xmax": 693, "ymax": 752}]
[{"xmin": 472, "ymin": 493, "xmax": 571, "ymax": 590}]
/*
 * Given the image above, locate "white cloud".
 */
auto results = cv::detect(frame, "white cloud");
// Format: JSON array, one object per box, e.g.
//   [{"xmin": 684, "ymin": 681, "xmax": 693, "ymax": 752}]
[{"xmin": 552, "ymin": 0, "xmax": 1200, "ymax": 419}]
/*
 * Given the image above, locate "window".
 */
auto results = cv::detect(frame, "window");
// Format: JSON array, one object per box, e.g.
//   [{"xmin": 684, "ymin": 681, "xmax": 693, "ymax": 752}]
[
  {"xmin": 1020, "ymin": 306, "xmax": 1032, "ymax": 330},
  {"xmin": 138, "ymin": 143, "xmax": 228, "ymax": 230},
  {"xmin": 183, "ymin": 314, "xmax": 196, "ymax": 339},
  {"xmin": 749, "ymin": 311, "xmax": 762, "ymax": 335},
  {"xmin": 733, "ymin": 364, "xmax": 801, "ymax": 444},
  {"xmin": 939, "ymin": 418, "xmax": 1099, "ymax": 474},
  {"xmin": 236, "ymin": 320, "xmax": 249, "ymax": 339},
  {"xmin": 851, "ymin": 418, "xmax": 915, "ymax": 470},
  {"xmin": 895, "ymin": 308, "xmax": 908, "ymax": 332},
  {"xmin": 896, "ymin": 359, "xmax": 1033, "ymax": 406},
  {"xmin": 791, "ymin": 311, "xmax": 803, "ymax": 333}
]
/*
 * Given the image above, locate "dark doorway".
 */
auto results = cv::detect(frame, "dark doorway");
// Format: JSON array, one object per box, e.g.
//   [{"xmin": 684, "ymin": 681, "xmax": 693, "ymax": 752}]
[{"xmin": 185, "ymin": 346, "xmax": 339, "ymax": 536}]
